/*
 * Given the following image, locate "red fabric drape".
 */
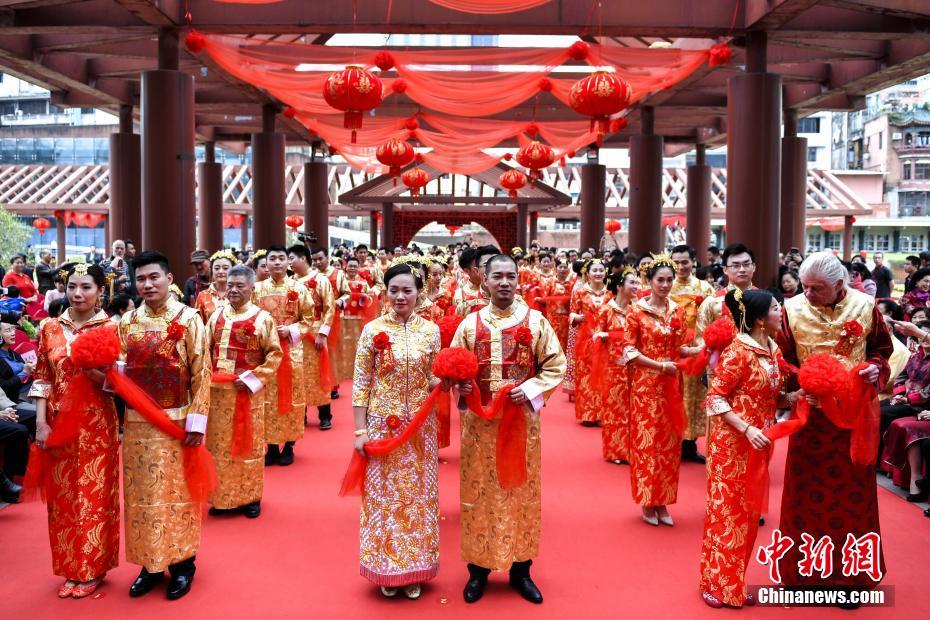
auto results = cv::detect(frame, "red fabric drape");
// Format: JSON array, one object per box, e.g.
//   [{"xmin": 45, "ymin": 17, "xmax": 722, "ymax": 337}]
[
  {"xmin": 428, "ymin": 0, "xmax": 552, "ymax": 13},
  {"xmin": 589, "ymin": 330, "xmax": 624, "ymax": 395},
  {"xmin": 212, "ymin": 372, "xmax": 253, "ymax": 459}
]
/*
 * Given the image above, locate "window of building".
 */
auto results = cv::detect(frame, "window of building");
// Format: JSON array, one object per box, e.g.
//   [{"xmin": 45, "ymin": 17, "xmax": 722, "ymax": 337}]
[
  {"xmin": 798, "ymin": 117, "xmax": 821, "ymax": 133},
  {"xmin": 904, "ymin": 162, "xmax": 912, "ymax": 179},
  {"xmin": 807, "ymin": 233, "xmax": 823, "ymax": 252},
  {"xmin": 899, "ymin": 191, "xmax": 929, "ymax": 216},
  {"xmin": 863, "ymin": 233, "xmax": 891, "ymax": 252},
  {"xmin": 807, "ymin": 147, "xmax": 820, "ymax": 162},
  {"xmin": 915, "ymin": 163, "xmax": 930, "ymax": 179},
  {"xmin": 825, "ymin": 232, "xmax": 843, "ymax": 251},
  {"xmin": 900, "ymin": 233, "xmax": 927, "ymax": 253}
]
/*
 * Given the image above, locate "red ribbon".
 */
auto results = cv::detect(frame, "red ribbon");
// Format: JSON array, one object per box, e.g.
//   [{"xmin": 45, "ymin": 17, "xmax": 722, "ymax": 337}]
[
  {"xmin": 463, "ymin": 383, "xmax": 529, "ymax": 489},
  {"xmin": 212, "ymin": 371, "xmax": 253, "ymax": 459},
  {"xmin": 277, "ymin": 337, "xmax": 294, "ymax": 414},
  {"xmin": 319, "ymin": 345, "xmax": 334, "ymax": 393},
  {"xmin": 437, "ymin": 391, "xmax": 452, "ymax": 449},
  {"xmin": 589, "ymin": 330, "xmax": 624, "ymax": 395}
]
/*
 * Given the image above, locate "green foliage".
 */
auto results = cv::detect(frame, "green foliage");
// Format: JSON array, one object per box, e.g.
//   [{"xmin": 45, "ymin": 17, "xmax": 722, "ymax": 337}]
[{"xmin": 0, "ymin": 208, "xmax": 33, "ymax": 265}]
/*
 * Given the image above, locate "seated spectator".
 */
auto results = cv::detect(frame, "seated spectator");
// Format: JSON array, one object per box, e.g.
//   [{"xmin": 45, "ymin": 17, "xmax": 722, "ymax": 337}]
[
  {"xmin": 43, "ymin": 274, "xmax": 66, "ymax": 311},
  {"xmin": 881, "ymin": 409, "xmax": 930, "ymax": 502},
  {"xmin": 0, "ymin": 380, "xmax": 35, "ymax": 506},
  {"xmin": 107, "ymin": 293, "xmax": 135, "ymax": 323},
  {"xmin": 1, "ymin": 254, "xmax": 38, "ymax": 303},
  {"xmin": 780, "ymin": 270, "xmax": 801, "ymax": 298},
  {"xmin": 901, "ymin": 268, "xmax": 930, "ymax": 318},
  {"xmin": 880, "ymin": 320, "xmax": 930, "ymax": 464},
  {"xmin": 46, "ymin": 298, "xmax": 68, "ymax": 320},
  {"xmin": 878, "ymin": 299, "xmax": 905, "ymax": 322},
  {"xmin": 848, "ymin": 262, "xmax": 877, "ymax": 296},
  {"xmin": 0, "ymin": 322, "xmax": 33, "ymax": 402}
]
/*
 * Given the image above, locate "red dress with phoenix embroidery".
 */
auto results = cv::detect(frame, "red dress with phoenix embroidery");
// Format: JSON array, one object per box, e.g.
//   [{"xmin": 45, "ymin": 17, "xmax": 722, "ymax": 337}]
[
  {"xmin": 624, "ymin": 299, "xmax": 691, "ymax": 506},
  {"xmin": 700, "ymin": 335, "xmax": 785, "ymax": 607},
  {"xmin": 596, "ymin": 300, "xmax": 631, "ymax": 461},
  {"xmin": 33, "ymin": 314, "xmax": 120, "ymax": 582},
  {"xmin": 571, "ymin": 285, "xmax": 609, "ymax": 422}
]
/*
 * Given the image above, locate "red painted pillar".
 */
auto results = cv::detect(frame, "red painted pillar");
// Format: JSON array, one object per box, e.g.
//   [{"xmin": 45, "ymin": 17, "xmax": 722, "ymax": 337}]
[
  {"xmin": 579, "ymin": 162, "xmax": 606, "ymax": 251},
  {"xmin": 303, "ymin": 161, "xmax": 329, "ymax": 248},
  {"xmin": 726, "ymin": 31, "xmax": 782, "ymax": 287},
  {"xmin": 529, "ymin": 212, "xmax": 539, "ymax": 245},
  {"xmin": 843, "ymin": 215, "xmax": 854, "ymax": 262},
  {"xmin": 198, "ymin": 142, "xmax": 224, "ymax": 252},
  {"xmin": 516, "ymin": 202, "xmax": 529, "ymax": 249},
  {"xmin": 109, "ymin": 104, "xmax": 141, "ymax": 246},
  {"xmin": 686, "ymin": 144, "xmax": 711, "ymax": 255},
  {"xmin": 252, "ymin": 105, "xmax": 285, "ymax": 249},
  {"xmin": 381, "ymin": 203, "xmax": 394, "ymax": 248},
  {"xmin": 369, "ymin": 212, "xmax": 378, "ymax": 248},
  {"xmin": 240, "ymin": 217, "xmax": 250, "ymax": 251},
  {"xmin": 628, "ymin": 107, "xmax": 664, "ymax": 255},
  {"xmin": 781, "ymin": 110, "xmax": 808, "ymax": 253},
  {"xmin": 141, "ymin": 30, "xmax": 196, "ymax": 274},
  {"xmin": 56, "ymin": 220, "xmax": 66, "ymax": 263}
]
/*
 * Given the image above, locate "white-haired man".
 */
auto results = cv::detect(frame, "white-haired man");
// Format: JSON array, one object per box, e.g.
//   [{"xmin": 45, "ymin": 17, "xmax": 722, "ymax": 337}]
[{"xmin": 777, "ymin": 251, "xmax": 892, "ymax": 607}]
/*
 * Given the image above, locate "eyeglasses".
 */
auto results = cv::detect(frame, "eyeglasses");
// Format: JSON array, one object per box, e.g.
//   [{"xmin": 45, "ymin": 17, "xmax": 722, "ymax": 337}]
[{"xmin": 726, "ymin": 261, "xmax": 754, "ymax": 271}]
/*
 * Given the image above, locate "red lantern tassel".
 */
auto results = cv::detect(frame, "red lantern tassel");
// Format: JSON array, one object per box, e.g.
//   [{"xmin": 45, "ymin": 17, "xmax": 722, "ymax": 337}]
[{"xmin": 212, "ymin": 372, "xmax": 254, "ymax": 459}]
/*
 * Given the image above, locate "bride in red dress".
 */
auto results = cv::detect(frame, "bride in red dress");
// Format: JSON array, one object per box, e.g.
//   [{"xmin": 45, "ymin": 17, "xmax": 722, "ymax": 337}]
[{"xmin": 28, "ymin": 263, "xmax": 120, "ymax": 599}]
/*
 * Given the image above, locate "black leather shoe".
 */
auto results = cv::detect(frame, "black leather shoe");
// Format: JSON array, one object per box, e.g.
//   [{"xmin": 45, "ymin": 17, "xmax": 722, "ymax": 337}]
[
  {"xmin": 330, "ymin": 389, "xmax": 340, "ymax": 399},
  {"xmin": 243, "ymin": 501, "xmax": 261, "ymax": 518},
  {"xmin": 320, "ymin": 419, "xmax": 332, "ymax": 431},
  {"xmin": 278, "ymin": 443, "xmax": 295, "ymax": 466},
  {"xmin": 509, "ymin": 575, "xmax": 543, "ymax": 604},
  {"xmin": 463, "ymin": 575, "xmax": 487, "ymax": 603},
  {"xmin": 0, "ymin": 474, "xmax": 21, "ymax": 504},
  {"xmin": 166, "ymin": 574, "xmax": 193, "ymax": 600},
  {"xmin": 906, "ymin": 492, "xmax": 927, "ymax": 503},
  {"xmin": 129, "ymin": 569, "xmax": 163, "ymax": 598},
  {"xmin": 208, "ymin": 506, "xmax": 236, "ymax": 516},
  {"xmin": 265, "ymin": 444, "xmax": 280, "ymax": 466}
]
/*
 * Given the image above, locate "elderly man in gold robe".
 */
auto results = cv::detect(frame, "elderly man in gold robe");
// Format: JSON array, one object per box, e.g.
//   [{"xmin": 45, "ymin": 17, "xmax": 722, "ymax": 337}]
[
  {"xmin": 119, "ymin": 251, "xmax": 211, "ymax": 601},
  {"xmin": 205, "ymin": 264, "xmax": 282, "ymax": 519},
  {"xmin": 451, "ymin": 253, "xmax": 566, "ymax": 605},
  {"xmin": 669, "ymin": 244, "xmax": 715, "ymax": 463},
  {"xmin": 253, "ymin": 245, "xmax": 313, "ymax": 465}
]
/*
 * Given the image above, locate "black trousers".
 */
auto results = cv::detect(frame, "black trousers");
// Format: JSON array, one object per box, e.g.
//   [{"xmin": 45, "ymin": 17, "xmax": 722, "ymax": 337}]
[
  {"xmin": 0, "ymin": 403, "xmax": 36, "ymax": 478},
  {"xmin": 317, "ymin": 404, "xmax": 332, "ymax": 423}
]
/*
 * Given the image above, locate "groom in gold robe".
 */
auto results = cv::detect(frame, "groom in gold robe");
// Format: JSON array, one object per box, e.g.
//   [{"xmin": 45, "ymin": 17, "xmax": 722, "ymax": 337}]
[{"xmin": 451, "ymin": 254, "xmax": 566, "ymax": 605}]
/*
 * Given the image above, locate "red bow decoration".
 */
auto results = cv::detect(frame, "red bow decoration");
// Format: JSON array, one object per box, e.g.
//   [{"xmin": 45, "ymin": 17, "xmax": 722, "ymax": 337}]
[{"xmin": 669, "ymin": 316, "xmax": 682, "ymax": 331}]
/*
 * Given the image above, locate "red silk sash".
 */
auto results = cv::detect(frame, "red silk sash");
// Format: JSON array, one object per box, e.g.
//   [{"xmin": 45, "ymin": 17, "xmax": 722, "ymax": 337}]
[
  {"xmin": 211, "ymin": 371, "xmax": 253, "ymax": 459},
  {"xmin": 277, "ymin": 337, "xmax": 294, "ymax": 414}
]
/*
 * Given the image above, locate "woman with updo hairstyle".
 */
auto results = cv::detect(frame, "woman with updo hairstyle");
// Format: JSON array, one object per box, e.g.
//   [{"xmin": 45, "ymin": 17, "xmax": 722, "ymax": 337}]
[
  {"xmin": 351, "ymin": 261, "xmax": 442, "ymax": 600},
  {"xmin": 569, "ymin": 258, "xmax": 609, "ymax": 419},
  {"xmin": 698, "ymin": 288, "xmax": 797, "ymax": 608},
  {"xmin": 194, "ymin": 250, "xmax": 235, "ymax": 322},
  {"xmin": 594, "ymin": 267, "xmax": 640, "ymax": 463},
  {"xmin": 28, "ymin": 262, "xmax": 120, "ymax": 598},
  {"xmin": 621, "ymin": 255, "xmax": 694, "ymax": 527},
  {"xmin": 538, "ymin": 256, "xmax": 575, "ymax": 352}
]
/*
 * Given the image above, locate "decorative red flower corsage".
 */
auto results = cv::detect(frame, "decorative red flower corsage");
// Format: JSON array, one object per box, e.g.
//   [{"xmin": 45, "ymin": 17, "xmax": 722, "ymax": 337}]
[
  {"xmin": 166, "ymin": 322, "xmax": 184, "ymax": 341},
  {"xmin": 385, "ymin": 415, "xmax": 402, "ymax": 430},
  {"xmin": 835, "ymin": 320, "xmax": 864, "ymax": 356},
  {"xmin": 308, "ymin": 278, "xmax": 318, "ymax": 289},
  {"xmin": 669, "ymin": 316, "xmax": 682, "ymax": 330},
  {"xmin": 287, "ymin": 290, "xmax": 299, "ymax": 301},
  {"xmin": 372, "ymin": 332, "xmax": 391, "ymax": 350},
  {"xmin": 514, "ymin": 326, "xmax": 533, "ymax": 346},
  {"xmin": 843, "ymin": 321, "xmax": 864, "ymax": 338}
]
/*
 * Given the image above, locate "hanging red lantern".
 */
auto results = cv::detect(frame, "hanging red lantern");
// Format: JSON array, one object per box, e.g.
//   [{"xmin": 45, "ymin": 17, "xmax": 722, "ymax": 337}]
[
  {"xmin": 185, "ymin": 31, "xmax": 206, "ymax": 54},
  {"xmin": 708, "ymin": 42, "xmax": 733, "ymax": 67},
  {"xmin": 376, "ymin": 137, "xmax": 415, "ymax": 187},
  {"xmin": 373, "ymin": 50, "xmax": 395, "ymax": 72},
  {"xmin": 285, "ymin": 214, "xmax": 304, "ymax": 232},
  {"xmin": 322, "ymin": 66, "xmax": 383, "ymax": 144},
  {"xmin": 516, "ymin": 140, "xmax": 555, "ymax": 185},
  {"xmin": 446, "ymin": 224, "xmax": 461, "ymax": 235},
  {"xmin": 223, "ymin": 213, "xmax": 245, "ymax": 229},
  {"xmin": 569, "ymin": 72, "xmax": 632, "ymax": 145},
  {"xmin": 282, "ymin": 106, "xmax": 297, "ymax": 119},
  {"xmin": 605, "ymin": 219, "xmax": 622, "ymax": 234},
  {"xmin": 33, "ymin": 217, "xmax": 51, "ymax": 239},
  {"xmin": 499, "ymin": 168, "xmax": 528, "ymax": 199},
  {"xmin": 402, "ymin": 167, "xmax": 429, "ymax": 198}
]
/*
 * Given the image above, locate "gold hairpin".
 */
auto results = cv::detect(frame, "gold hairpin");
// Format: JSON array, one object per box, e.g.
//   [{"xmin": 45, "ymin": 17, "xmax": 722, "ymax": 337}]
[
  {"xmin": 733, "ymin": 287, "xmax": 748, "ymax": 332},
  {"xmin": 620, "ymin": 266, "xmax": 636, "ymax": 280},
  {"xmin": 210, "ymin": 250, "xmax": 238, "ymax": 264},
  {"xmin": 581, "ymin": 258, "xmax": 603, "ymax": 276},
  {"xmin": 638, "ymin": 252, "xmax": 675, "ymax": 277},
  {"xmin": 251, "ymin": 249, "xmax": 267, "ymax": 261}
]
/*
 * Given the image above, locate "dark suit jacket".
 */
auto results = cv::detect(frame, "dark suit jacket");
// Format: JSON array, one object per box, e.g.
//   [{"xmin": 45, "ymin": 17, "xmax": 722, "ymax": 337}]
[
  {"xmin": 0, "ymin": 348, "xmax": 26, "ymax": 403},
  {"xmin": 34, "ymin": 261, "xmax": 55, "ymax": 294}
]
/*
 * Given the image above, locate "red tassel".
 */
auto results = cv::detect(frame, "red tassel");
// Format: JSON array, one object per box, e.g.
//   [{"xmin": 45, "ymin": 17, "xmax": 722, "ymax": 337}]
[
  {"xmin": 277, "ymin": 338, "xmax": 294, "ymax": 414},
  {"xmin": 676, "ymin": 348, "xmax": 712, "ymax": 376},
  {"xmin": 327, "ymin": 312, "xmax": 342, "ymax": 354}
]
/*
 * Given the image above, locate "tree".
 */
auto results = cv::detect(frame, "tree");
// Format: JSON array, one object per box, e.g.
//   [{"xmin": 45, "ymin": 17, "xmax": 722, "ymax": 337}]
[{"xmin": 0, "ymin": 207, "xmax": 34, "ymax": 265}]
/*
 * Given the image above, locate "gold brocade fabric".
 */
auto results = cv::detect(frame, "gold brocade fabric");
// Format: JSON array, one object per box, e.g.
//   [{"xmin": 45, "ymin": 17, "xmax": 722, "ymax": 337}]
[
  {"xmin": 700, "ymin": 334, "xmax": 785, "ymax": 607},
  {"xmin": 672, "ymin": 276, "xmax": 715, "ymax": 440},
  {"xmin": 299, "ymin": 271, "xmax": 335, "ymax": 407},
  {"xmin": 571, "ymin": 284, "xmax": 609, "ymax": 422},
  {"xmin": 205, "ymin": 304, "xmax": 282, "ymax": 509},
  {"xmin": 353, "ymin": 313, "xmax": 441, "ymax": 585},
  {"xmin": 453, "ymin": 280, "xmax": 489, "ymax": 316},
  {"xmin": 194, "ymin": 284, "xmax": 227, "ymax": 324},
  {"xmin": 451, "ymin": 301, "xmax": 566, "ymax": 571},
  {"xmin": 783, "ymin": 288, "xmax": 873, "ymax": 368},
  {"xmin": 336, "ymin": 276, "xmax": 372, "ymax": 382},
  {"xmin": 253, "ymin": 277, "xmax": 312, "ymax": 443},
  {"xmin": 597, "ymin": 300, "xmax": 631, "ymax": 461},
  {"xmin": 118, "ymin": 299, "xmax": 211, "ymax": 572},
  {"xmin": 624, "ymin": 298, "xmax": 691, "ymax": 506},
  {"xmin": 30, "ymin": 310, "xmax": 120, "ymax": 581}
]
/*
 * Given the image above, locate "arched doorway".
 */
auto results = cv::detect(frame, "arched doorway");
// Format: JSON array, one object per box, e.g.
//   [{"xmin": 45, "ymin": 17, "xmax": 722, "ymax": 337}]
[
  {"xmin": 409, "ymin": 221, "xmax": 501, "ymax": 249},
  {"xmin": 395, "ymin": 210, "xmax": 517, "ymax": 252}
]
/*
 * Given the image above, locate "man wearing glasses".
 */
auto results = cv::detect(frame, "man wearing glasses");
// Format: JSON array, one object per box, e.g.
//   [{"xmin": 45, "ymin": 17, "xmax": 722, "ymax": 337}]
[{"xmin": 695, "ymin": 243, "xmax": 757, "ymax": 349}]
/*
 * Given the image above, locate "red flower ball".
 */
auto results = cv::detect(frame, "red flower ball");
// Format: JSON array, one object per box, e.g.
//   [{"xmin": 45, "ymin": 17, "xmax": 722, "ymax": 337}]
[
  {"xmin": 373, "ymin": 332, "xmax": 391, "ymax": 350},
  {"xmin": 703, "ymin": 316, "xmax": 736, "ymax": 351},
  {"xmin": 70, "ymin": 324, "xmax": 121, "ymax": 369},
  {"xmin": 437, "ymin": 314, "xmax": 463, "ymax": 349},
  {"xmin": 391, "ymin": 79, "xmax": 407, "ymax": 94},
  {"xmin": 185, "ymin": 31, "xmax": 206, "ymax": 54},
  {"xmin": 798, "ymin": 353, "xmax": 850, "ymax": 398},
  {"xmin": 373, "ymin": 50, "xmax": 395, "ymax": 72},
  {"xmin": 708, "ymin": 42, "xmax": 732, "ymax": 67},
  {"xmin": 167, "ymin": 322, "xmax": 185, "ymax": 341},
  {"xmin": 287, "ymin": 290, "xmax": 299, "ymax": 301},
  {"xmin": 568, "ymin": 41, "xmax": 589, "ymax": 61},
  {"xmin": 385, "ymin": 414, "xmax": 402, "ymax": 430},
  {"xmin": 404, "ymin": 117, "xmax": 419, "ymax": 131},
  {"xmin": 433, "ymin": 347, "xmax": 479, "ymax": 381},
  {"xmin": 515, "ymin": 326, "xmax": 533, "ymax": 346},
  {"xmin": 844, "ymin": 321, "xmax": 864, "ymax": 337},
  {"xmin": 538, "ymin": 78, "xmax": 553, "ymax": 92},
  {"xmin": 526, "ymin": 122, "xmax": 539, "ymax": 137},
  {"xmin": 282, "ymin": 107, "xmax": 297, "ymax": 119}
]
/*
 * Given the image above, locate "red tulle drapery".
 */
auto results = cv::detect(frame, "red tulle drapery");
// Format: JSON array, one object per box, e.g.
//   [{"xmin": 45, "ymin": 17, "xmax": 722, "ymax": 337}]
[
  {"xmin": 428, "ymin": 0, "xmax": 552, "ymax": 13},
  {"xmin": 54, "ymin": 210, "xmax": 106, "ymax": 228},
  {"xmin": 190, "ymin": 33, "xmax": 722, "ymax": 174},
  {"xmin": 223, "ymin": 213, "xmax": 245, "ymax": 229}
]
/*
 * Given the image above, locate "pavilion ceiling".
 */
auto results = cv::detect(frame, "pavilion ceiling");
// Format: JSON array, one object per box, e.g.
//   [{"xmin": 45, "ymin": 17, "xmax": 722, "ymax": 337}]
[{"xmin": 0, "ymin": 1, "xmax": 928, "ymax": 160}]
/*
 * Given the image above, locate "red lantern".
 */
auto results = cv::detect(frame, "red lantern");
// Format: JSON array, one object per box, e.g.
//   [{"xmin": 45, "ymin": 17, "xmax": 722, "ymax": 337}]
[
  {"xmin": 185, "ymin": 31, "xmax": 206, "ymax": 54},
  {"xmin": 499, "ymin": 168, "xmax": 528, "ymax": 199},
  {"xmin": 285, "ymin": 215, "xmax": 304, "ymax": 232},
  {"xmin": 605, "ymin": 219, "xmax": 622, "ymax": 234},
  {"xmin": 516, "ymin": 140, "xmax": 555, "ymax": 185},
  {"xmin": 373, "ymin": 50, "xmax": 395, "ymax": 72},
  {"xmin": 322, "ymin": 66, "xmax": 383, "ymax": 144},
  {"xmin": 223, "ymin": 214, "xmax": 245, "ymax": 229},
  {"xmin": 569, "ymin": 71, "xmax": 632, "ymax": 145},
  {"xmin": 708, "ymin": 43, "xmax": 733, "ymax": 67},
  {"xmin": 446, "ymin": 224, "xmax": 461, "ymax": 235},
  {"xmin": 282, "ymin": 106, "xmax": 296, "ymax": 119},
  {"xmin": 402, "ymin": 167, "xmax": 429, "ymax": 198},
  {"xmin": 376, "ymin": 137, "xmax": 415, "ymax": 186},
  {"xmin": 33, "ymin": 217, "xmax": 51, "ymax": 239}
]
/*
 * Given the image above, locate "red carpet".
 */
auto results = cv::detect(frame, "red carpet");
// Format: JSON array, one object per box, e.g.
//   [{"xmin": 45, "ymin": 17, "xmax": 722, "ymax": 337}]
[{"xmin": 1, "ymin": 382, "xmax": 926, "ymax": 618}]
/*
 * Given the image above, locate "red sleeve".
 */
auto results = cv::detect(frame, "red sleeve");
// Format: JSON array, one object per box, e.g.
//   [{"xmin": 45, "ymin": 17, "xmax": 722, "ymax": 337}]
[{"xmin": 867, "ymin": 305, "xmax": 893, "ymax": 387}]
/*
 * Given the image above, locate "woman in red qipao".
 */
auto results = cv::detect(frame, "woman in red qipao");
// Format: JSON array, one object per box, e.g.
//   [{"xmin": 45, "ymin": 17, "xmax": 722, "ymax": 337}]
[
  {"xmin": 29, "ymin": 263, "xmax": 119, "ymax": 598},
  {"xmin": 699, "ymin": 289, "xmax": 799, "ymax": 608},
  {"xmin": 538, "ymin": 257, "xmax": 574, "ymax": 352},
  {"xmin": 621, "ymin": 255, "xmax": 693, "ymax": 526},
  {"xmin": 594, "ymin": 267, "xmax": 639, "ymax": 463},
  {"xmin": 570, "ymin": 259, "xmax": 609, "ymax": 425}
]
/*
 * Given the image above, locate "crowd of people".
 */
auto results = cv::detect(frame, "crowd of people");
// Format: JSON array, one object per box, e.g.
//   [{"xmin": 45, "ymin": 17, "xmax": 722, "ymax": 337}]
[{"xmin": 0, "ymin": 233, "xmax": 928, "ymax": 610}]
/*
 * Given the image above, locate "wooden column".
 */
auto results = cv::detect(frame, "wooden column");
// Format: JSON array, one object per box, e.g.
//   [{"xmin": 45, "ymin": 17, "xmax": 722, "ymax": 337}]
[
  {"xmin": 381, "ymin": 203, "xmax": 394, "ymax": 248},
  {"xmin": 303, "ymin": 161, "xmax": 330, "ymax": 248},
  {"xmin": 686, "ymin": 144, "xmax": 711, "ymax": 254},
  {"xmin": 252, "ymin": 106, "xmax": 285, "ymax": 249},
  {"xmin": 579, "ymin": 163, "xmax": 606, "ymax": 251},
  {"xmin": 369, "ymin": 212, "xmax": 378, "ymax": 248},
  {"xmin": 843, "ymin": 215, "xmax": 854, "ymax": 262},
  {"xmin": 109, "ymin": 104, "xmax": 141, "ymax": 245},
  {"xmin": 628, "ymin": 107, "xmax": 664, "ymax": 255},
  {"xmin": 197, "ymin": 142, "xmax": 224, "ymax": 251},
  {"xmin": 516, "ymin": 203, "xmax": 529, "ymax": 249},
  {"xmin": 781, "ymin": 110, "xmax": 808, "ymax": 252},
  {"xmin": 529, "ymin": 212, "xmax": 539, "ymax": 245},
  {"xmin": 240, "ymin": 217, "xmax": 250, "ymax": 251}
]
